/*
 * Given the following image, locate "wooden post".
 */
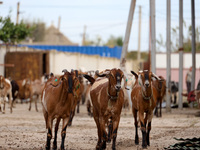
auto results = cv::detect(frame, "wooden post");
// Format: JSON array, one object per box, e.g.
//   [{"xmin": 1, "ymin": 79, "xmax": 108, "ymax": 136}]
[
  {"xmin": 150, "ymin": 0, "xmax": 156, "ymax": 73},
  {"xmin": 137, "ymin": 6, "xmax": 142, "ymax": 66},
  {"xmin": 16, "ymin": 2, "xmax": 20, "ymax": 24},
  {"xmin": 120, "ymin": 0, "xmax": 136, "ymax": 68},
  {"xmin": 166, "ymin": 0, "xmax": 171, "ymax": 112},
  {"xmin": 178, "ymin": 0, "xmax": 183, "ymax": 109}
]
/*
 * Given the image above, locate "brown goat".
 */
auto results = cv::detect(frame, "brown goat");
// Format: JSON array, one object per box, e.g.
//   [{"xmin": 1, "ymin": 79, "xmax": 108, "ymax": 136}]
[
  {"xmin": 41, "ymin": 69, "xmax": 80, "ymax": 150},
  {"xmin": 68, "ymin": 70, "xmax": 83, "ymax": 126},
  {"xmin": 153, "ymin": 76, "xmax": 166, "ymax": 117},
  {"xmin": 0, "ymin": 75, "xmax": 12, "ymax": 113},
  {"xmin": 84, "ymin": 68, "xmax": 128, "ymax": 150},
  {"xmin": 131, "ymin": 70, "xmax": 160, "ymax": 148}
]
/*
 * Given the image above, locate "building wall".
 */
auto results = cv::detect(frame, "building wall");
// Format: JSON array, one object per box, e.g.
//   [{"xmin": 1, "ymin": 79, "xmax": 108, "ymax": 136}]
[
  {"xmin": 0, "ymin": 47, "xmax": 6, "ymax": 75},
  {"xmin": 156, "ymin": 53, "xmax": 200, "ymax": 90},
  {"xmin": 49, "ymin": 50, "xmax": 135, "ymax": 75}
]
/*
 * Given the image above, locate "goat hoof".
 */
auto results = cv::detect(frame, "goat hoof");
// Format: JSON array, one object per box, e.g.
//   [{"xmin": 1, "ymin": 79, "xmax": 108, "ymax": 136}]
[
  {"xmin": 45, "ymin": 146, "xmax": 50, "ymax": 150},
  {"xmin": 107, "ymin": 138, "xmax": 111, "ymax": 143},
  {"xmin": 147, "ymin": 142, "xmax": 150, "ymax": 146},
  {"xmin": 101, "ymin": 141, "xmax": 106, "ymax": 149},
  {"xmin": 96, "ymin": 145, "xmax": 100, "ymax": 150},
  {"xmin": 142, "ymin": 144, "xmax": 147, "ymax": 149},
  {"xmin": 135, "ymin": 139, "xmax": 139, "ymax": 145},
  {"xmin": 52, "ymin": 145, "xmax": 57, "ymax": 150}
]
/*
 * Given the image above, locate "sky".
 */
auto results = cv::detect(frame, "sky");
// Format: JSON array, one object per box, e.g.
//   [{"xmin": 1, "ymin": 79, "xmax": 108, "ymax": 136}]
[{"xmin": 1, "ymin": 0, "xmax": 200, "ymax": 52}]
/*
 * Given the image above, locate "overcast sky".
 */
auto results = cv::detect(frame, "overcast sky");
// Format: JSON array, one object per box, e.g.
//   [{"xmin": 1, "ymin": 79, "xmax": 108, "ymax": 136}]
[{"xmin": 1, "ymin": 0, "xmax": 200, "ymax": 52}]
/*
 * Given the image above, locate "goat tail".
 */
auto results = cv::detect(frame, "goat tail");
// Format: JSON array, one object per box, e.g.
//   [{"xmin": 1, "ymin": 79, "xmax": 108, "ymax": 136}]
[{"xmin": 83, "ymin": 74, "xmax": 95, "ymax": 85}]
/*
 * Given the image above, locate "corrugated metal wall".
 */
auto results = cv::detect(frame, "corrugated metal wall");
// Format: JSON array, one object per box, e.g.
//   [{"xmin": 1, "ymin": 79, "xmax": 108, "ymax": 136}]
[{"xmin": 19, "ymin": 45, "xmax": 122, "ymax": 59}]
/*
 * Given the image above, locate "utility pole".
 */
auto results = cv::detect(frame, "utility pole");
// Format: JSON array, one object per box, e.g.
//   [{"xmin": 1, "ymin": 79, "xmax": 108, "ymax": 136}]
[
  {"xmin": 137, "ymin": 6, "xmax": 142, "ymax": 67},
  {"xmin": 150, "ymin": 0, "xmax": 156, "ymax": 73},
  {"xmin": 178, "ymin": 0, "xmax": 183, "ymax": 109},
  {"xmin": 120, "ymin": 0, "xmax": 136, "ymax": 68},
  {"xmin": 82, "ymin": 25, "xmax": 87, "ymax": 46},
  {"xmin": 58, "ymin": 16, "xmax": 61, "ymax": 31},
  {"xmin": 191, "ymin": 0, "xmax": 196, "ymax": 92},
  {"xmin": 16, "ymin": 2, "xmax": 20, "ymax": 24},
  {"xmin": 166, "ymin": 0, "xmax": 171, "ymax": 112}
]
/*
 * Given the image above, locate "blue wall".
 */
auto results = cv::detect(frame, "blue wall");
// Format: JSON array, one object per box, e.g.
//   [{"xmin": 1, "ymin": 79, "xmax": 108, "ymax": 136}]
[{"xmin": 19, "ymin": 45, "xmax": 122, "ymax": 59}]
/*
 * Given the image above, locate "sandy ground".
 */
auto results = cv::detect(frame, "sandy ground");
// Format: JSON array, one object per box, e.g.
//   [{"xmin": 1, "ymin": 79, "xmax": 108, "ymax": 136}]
[{"xmin": 0, "ymin": 101, "xmax": 200, "ymax": 150}]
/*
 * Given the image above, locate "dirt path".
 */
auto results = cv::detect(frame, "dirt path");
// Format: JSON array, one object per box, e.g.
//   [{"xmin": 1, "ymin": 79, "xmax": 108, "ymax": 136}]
[{"xmin": 0, "ymin": 102, "xmax": 200, "ymax": 150}]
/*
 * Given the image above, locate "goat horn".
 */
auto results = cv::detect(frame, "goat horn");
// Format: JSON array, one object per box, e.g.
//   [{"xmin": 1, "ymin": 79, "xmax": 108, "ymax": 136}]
[
  {"xmin": 151, "ymin": 72, "xmax": 161, "ymax": 80},
  {"xmin": 95, "ymin": 70, "xmax": 110, "ymax": 77},
  {"xmin": 62, "ymin": 69, "xmax": 68, "ymax": 73}
]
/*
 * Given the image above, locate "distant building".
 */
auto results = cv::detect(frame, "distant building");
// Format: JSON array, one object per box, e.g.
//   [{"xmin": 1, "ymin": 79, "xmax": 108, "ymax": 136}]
[{"xmin": 21, "ymin": 25, "xmax": 78, "ymax": 46}]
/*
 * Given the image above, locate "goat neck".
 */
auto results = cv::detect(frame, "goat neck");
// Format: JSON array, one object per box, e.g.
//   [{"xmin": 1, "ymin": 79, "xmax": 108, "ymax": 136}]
[
  {"xmin": 141, "ymin": 84, "xmax": 153, "ymax": 100},
  {"xmin": 107, "ymin": 82, "xmax": 119, "ymax": 100}
]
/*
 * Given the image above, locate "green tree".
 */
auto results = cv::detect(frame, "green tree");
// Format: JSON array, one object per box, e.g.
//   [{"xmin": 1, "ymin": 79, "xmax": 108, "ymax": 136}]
[
  {"xmin": 126, "ymin": 51, "xmax": 148, "ymax": 61},
  {"xmin": 156, "ymin": 22, "xmax": 200, "ymax": 52},
  {"xmin": 84, "ymin": 35, "xmax": 103, "ymax": 46},
  {"xmin": 0, "ymin": 15, "xmax": 32, "ymax": 45},
  {"xmin": 104, "ymin": 35, "xmax": 123, "ymax": 47}
]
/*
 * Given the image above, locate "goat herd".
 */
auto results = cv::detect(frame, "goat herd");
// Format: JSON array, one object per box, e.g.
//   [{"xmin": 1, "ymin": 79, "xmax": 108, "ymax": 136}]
[{"xmin": 0, "ymin": 68, "xmax": 166, "ymax": 150}]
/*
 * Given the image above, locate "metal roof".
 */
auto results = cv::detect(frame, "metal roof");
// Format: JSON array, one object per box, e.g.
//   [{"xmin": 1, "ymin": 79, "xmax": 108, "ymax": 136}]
[{"xmin": 19, "ymin": 45, "xmax": 122, "ymax": 59}]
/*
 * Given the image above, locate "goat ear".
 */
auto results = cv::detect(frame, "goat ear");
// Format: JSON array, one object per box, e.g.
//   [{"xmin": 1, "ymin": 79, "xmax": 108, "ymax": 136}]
[
  {"xmin": 62, "ymin": 69, "xmax": 68, "ymax": 74},
  {"xmin": 151, "ymin": 72, "xmax": 161, "ymax": 80},
  {"xmin": 130, "ymin": 71, "xmax": 138, "ymax": 79},
  {"xmin": 83, "ymin": 74, "xmax": 95, "ymax": 85},
  {"xmin": 95, "ymin": 70, "xmax": 107, "ymax": 77}
]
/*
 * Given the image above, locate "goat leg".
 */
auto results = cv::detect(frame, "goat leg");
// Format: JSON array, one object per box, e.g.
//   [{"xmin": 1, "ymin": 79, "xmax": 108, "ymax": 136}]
[
  {"xmin": 107, "ymin": 119, "xmax": 113, "ymax": 143},
  {"xmin": 2, "ymin": 98, "xmax": 6, "ymax": 114},
  {"xmin": 76, "ymin": 100, "xmax": 80, "ymax": 113},
  {"xmin": 29, "ymin": 98, "xmax": 32, "ymax": 111},
  {"xmin": 141, "ymin": 122, "xmax": 147, "ymax": 148},
  {"xmin": 68, "ymin": 111, "xmax": 75, "ymax": 126},
  {"xmin": 139, "ymin": 112, "xmax": 147, "ymax": 148},
  {"xmin": 35, "ymin": 95, "xmax": 38, "ymax": 112},
  {"xmin": 100, "ymin": 119, "xmax": 107, "ymax": 149},
  {"xmin": 112, "ymin": 120, "xmax": 120, "ymax": 150},
  {"xmin": 159, "ymin": 100, "xmax": 162, "ymax": 117},
  {"xmin": 53, "ymin": 118, "xmax": 61, "ymax": 150},
  {"xmin": 46, "ymin": 128, "xmax": 52, "ymax": 150},
  {"xmin": 60, "ymin": 118, "xmax": 69, "ymax": 150},
  {"xmin": 146, "ymin": 122, "xmax": 151, "ymax": 146},
  {"xmin": 133, "ymin": 109, "xmax": 139, "ymax": 145}
]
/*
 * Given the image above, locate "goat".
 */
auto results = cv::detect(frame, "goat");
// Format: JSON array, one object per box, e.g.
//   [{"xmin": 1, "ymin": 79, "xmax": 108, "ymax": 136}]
[
  {"xmin": 10, "ymin": 80, "xmax": 19, "ymax": 107},
  {"xmin": 0, "ymin": 75, "xmax": 13, "ymax": 113},
  {"xmin": 17, "ymin": 79, "xmax": 34, "ymax": 111},
  {"xmin": 83, "ymin": 68, "xmax": 128, "ymax": 150},
  {"xmin": 153, "ymin": 76, "xmax": 166, "ymax": 117},
  {"xmin": 29, "ymin": 79, "xmax": 44, "ymax": 112},
  {"xmin": 67, "ymin": 70, "xmax": 83, "ymax": 126},
  {"xmin": 41, "ymin": 69, "xmax": 80, "ymax": 150},
  {"xmin": 130, "ymin": 70, "xmax": 160, "ymax": 148},
  {"xmin": 170, "ymin": 81, "xmax": 179, "ymax": 104}
]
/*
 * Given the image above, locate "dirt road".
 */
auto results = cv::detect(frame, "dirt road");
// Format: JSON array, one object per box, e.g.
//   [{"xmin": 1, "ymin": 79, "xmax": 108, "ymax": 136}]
[{"xmin": 0, "ymin": 102, "xmax": 199, "ymax": 150}]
